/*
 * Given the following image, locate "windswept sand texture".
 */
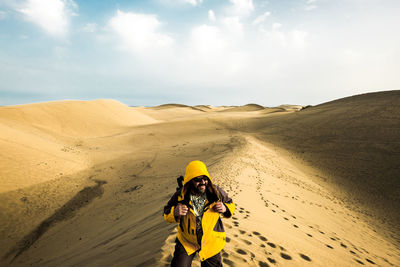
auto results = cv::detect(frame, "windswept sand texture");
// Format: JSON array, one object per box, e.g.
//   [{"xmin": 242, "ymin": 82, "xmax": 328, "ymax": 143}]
[{"xmin": 0, "ymin": 92, "xmax": 399, "ymax": 266}]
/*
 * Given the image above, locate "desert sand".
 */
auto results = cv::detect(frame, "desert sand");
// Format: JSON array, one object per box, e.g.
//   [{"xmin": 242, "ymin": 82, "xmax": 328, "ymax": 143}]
[{"xmin": 0, "ymin": 91, "xmax": 399, "ymax": 266}]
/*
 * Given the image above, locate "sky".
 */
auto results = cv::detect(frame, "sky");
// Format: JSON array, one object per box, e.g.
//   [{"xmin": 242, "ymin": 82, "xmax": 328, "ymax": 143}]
[{"xmin": 0, "ymin": 0, "xmax": 399, "ymax": 106}]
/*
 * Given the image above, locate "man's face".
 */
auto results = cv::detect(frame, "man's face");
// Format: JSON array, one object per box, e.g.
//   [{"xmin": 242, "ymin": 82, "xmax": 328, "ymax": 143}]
[{"xmin": 191, "ymin": 175, "xmax": 208, "ymax": 194}]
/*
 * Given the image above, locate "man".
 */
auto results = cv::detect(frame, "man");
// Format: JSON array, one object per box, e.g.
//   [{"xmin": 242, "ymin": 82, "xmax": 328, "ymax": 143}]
[{"xmin": 163, "ymin": 160, "xmax": 235, "ymax": 267}]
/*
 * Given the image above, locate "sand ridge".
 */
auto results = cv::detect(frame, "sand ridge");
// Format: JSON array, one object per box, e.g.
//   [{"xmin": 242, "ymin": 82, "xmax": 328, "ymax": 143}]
[{"xmin": 219, "ymin": 104, "xmax": 266, "ymax": 112}]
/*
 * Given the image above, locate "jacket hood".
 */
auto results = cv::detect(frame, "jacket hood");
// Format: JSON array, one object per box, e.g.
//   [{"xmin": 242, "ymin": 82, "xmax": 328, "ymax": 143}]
[{"xmin": 183, "ymin": 160, "xmax": 212, "ymax": 186}]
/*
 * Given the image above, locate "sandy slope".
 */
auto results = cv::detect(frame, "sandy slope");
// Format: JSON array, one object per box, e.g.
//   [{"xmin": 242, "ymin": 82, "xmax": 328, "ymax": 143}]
[
  {"xmin": 160, "ymin": 136, "xmax": 398, "ymax": 266},
  {"xmin": 0, "ymin": 99, "xmax": 157, "ymax": 192},
  {"xmin": 252, "ymin": 91, "xmax": 400, "ymax": 241},
  {"xmin": 1, "ymin": 94, "xmax": 399, "ymax": 266}
]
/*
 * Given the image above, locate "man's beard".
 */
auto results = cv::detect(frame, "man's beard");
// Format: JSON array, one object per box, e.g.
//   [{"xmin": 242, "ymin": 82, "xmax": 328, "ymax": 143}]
[{"xmin": 191, "ymin": 183, "xmax": 207, "ymax": 195}]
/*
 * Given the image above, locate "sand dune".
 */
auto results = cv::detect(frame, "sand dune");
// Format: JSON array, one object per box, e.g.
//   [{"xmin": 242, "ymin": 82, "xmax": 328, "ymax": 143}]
[
  {"xmin": 258, "ymin": 107, "xmax": 287, "ymax": 114},
  {"xmin": 153, "ymin": 103, "xmax": 191, "ymax": 109},
  {"xmin": 0, "ymin": 99, "xmax": 157, "ymax": 137},
  {"xmin": 252, "ymin": 91, "xmax": 400, "ymax": 238},
  {"xmin": 138, "ymin": 106, "xmax": 205, "ymax": 121},
  {"xmin": 220, "ymin": 104, "xmax": 266, "ymax": 112},
  {"xmin": 1, "ymin": 92, "xmax": 399, "ymax": 266},
  {"xmin": 0, "ymin": 99, "xmax": 157, "ymax": 193},
  {"xmin": 277, "ymin": 104, "xmax": 304, "ymax": 112},
  {"xmin": 193, "ymin": 105, "xmax": 213, "ymax": 111},
  {"xmin": 151, "ymin": 104, "xmax": 206, "ymax": 112}
]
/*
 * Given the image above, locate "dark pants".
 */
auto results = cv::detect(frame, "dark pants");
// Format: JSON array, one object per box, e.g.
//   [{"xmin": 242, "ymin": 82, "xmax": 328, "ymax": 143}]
[{"xmin": 171, "ymin": 239, "xmax": 222, "ymax": 267}]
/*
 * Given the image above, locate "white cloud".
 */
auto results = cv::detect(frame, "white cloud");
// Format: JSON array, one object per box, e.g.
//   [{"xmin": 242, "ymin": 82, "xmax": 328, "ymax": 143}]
[
  {"xmin": 81, "ymin": 23, "xmax": 98, "ymax": 33},
  {"xmin": 184, "ymin": 0, "xmax": 203, "ymax": 6},
  {"xmin": 290, "ymin": 30, "xmax": 308, "ymax": 48},
  {"xmin": 65, "ymin": 0, "xmax": 78, "ymax": 15},
  {"xmin": 252, "ymin": 11, "xmax": 271, "ymax": 25},
  {"xmin": 182, "ymin": 23, "xmax": 248, "ymax": 85},
  {"xmin": 189, "ymin": 25, "xmax": 225, "ymax": 59},
  {"xmin": 257, "ymin": 22, "xmax": 308, "ymax": 50},
  {"xmin": 109, "ymin": 10, "xmax": 174, "ymax": 54},
  {"xmin": 17, "ymin": 0, "xmax": 77, "ymax": 37},
  {"xmin": 222, "ymin": 16, "xmax": 244, "ymax": 38},
  {"xmin": 272, "ymin": 22, "xmax": 282, "ymax": 31},
  {"xmin": 305, "ymin": 0, "xmax": 317, "ymax": 11},
  {"xmin": 305, "ymin": 5, "xmax": 317, "ymax": 11},
  {"xmin": 208, "ymin": 10, "xmax": 216, "ymax": 22},
  {"xmin": 229, "ymin": 0, "xmax": 254, "ymax": 17}
]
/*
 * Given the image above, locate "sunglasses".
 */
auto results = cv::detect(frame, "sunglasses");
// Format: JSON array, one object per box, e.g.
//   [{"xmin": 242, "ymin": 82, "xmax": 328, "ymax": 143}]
[{"xmin": 193, "ymin": 176, "xmax": 208, "ymax": 183}]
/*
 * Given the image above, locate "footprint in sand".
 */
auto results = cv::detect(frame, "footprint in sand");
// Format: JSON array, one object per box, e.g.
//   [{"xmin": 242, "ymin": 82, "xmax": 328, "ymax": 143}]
[
  {"xmin": 124, "ymin": 184, "xmax": 143, "ymax": 193},
  {"xmin": 222, "ymin": 258, "xmax": 235, "ymax": 266},
  {"xmin": 300, "ymin": 253, "xmax": 311, "ymax": 261},
  {"xmin": 365, "ymin": 258, "xmax": 375, "ymax": 264},
  {"xmin": 267, "ymin": 257, "xmax": 276, "ymax": 264},
  {"xmin": 280, "ymin": 252, "xmax": 292, "ymax": 260},
  {"xmin": 355, "ymin": 259, "xmax": 365, "ymax": 265},
  {"xmin": 361, "ymin": 247, "xmax": 369, "ymax": 254},
  {"xmin": 241, "ymin": 239, "xmax": 252, "ymax": 245},
  {"xmin": 267, "ymin": 242, "xmax": 276, "ymax": 248},
  {"xmin": 258, "ymin": 261, "xmax": 270, "ymax": 267},
  {"xmin": 236, "ymin": 249, "xmax": 247, "ymax": 255},
  {"xmin": 258, "ymin": 235, "xmax": 268, "ymax": 241}
]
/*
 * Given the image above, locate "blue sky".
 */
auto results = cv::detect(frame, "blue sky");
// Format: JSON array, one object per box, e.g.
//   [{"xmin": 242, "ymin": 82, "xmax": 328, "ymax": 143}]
[{"xmin": 0, "ymin": 0, "xmax": 399, "ymax": 106}]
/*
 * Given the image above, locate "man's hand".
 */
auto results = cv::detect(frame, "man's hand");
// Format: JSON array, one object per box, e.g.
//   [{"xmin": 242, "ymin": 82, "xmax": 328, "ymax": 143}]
[
  {"xmin": 174, "ymin": 203, "xmax": 188, "ymax": 217},
  {"xmin": 213, "ymin": 201, "xmax": 227, "ymax": 213}
]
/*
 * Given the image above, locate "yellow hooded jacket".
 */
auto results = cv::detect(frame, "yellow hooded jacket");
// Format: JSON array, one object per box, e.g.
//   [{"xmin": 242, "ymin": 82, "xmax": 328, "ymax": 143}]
[{"xmin": 163, "ymin": 161, "xmax": 235, "ymax": 261}]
